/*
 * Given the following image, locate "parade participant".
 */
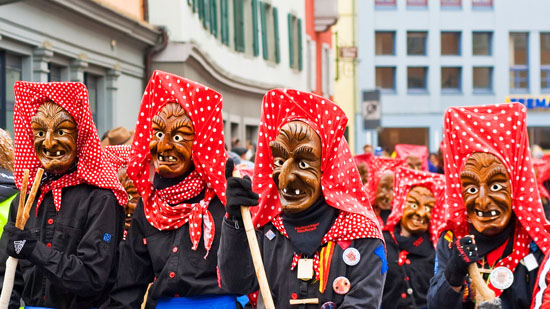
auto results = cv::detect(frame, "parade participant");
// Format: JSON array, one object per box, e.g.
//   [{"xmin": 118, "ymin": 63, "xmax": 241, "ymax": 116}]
[
  {"xmin": 105, "ymin": 145, "xmax": 139, "ymax": 232},
  {"xmin": 0, "ymin": 81, "xmax": 127, "ymax": 308},
  {"xmin": 427, "ymin": 103, "xmax": 550, "ymax": 308},
  {"xmin": 533, "ymin": 158, "xmax": 550, "ymax": 219},
  {"xmin": 101, "ymin": 126, "xmax": 134, "ymax": 149},
  {"xmin": 0, "ymin": 129, "xmax": 18, "ymax": 238},
  {"xmin": 381, "ymin": 167, "xmax": 445, "ymax": 309},
  {"xmin": 395, "ymin": 144, "xmax": 429, "ymax": 171},
  {"xmin": 354, "ymin": 153, "xmax": 373, "ymax": 185},
  {"xmin": 365, "ymin": 156, "xmax": 407, "ymax": 226},
  {"xmin": 219, "ymin": 89, "xmax": 387, "ymax": 308},
  {"xmin": 103, "ymin": 70, "xmax": 235, "ymax": 308}
]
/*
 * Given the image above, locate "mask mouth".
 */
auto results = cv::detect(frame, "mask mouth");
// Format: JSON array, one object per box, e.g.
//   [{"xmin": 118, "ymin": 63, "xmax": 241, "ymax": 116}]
[
  {"xmin": 281, "ymin": 187, "xmax": 307, "ymax": 201},
  {"xmin": 157, "ymin": 154, "xmax": 179, "ymax": 164},
  {"xmin": 474, "ymin": 208, "xmax": 501, "ymax": 219},
  {"xmin": 409, "ymin": 214, "xmax": 428, "ymax": 227},
  {"xmin": 42, "ymin": 148, "xmax": 66, "ymax": 159}
]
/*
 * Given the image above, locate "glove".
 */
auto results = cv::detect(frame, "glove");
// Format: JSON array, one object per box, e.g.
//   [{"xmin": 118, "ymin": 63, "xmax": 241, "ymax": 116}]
[
  {"xmin": 4, "ymin": 222, "xmax": 38, "ymax": 259},
  {"xmin": 477, "ymin": 298, "xmax": 502, "ymax": 309},
  {"xmin": 444, "ymin": 235, "xmax": 478, "ymax": 287},
  {"xmin": 225, "ymin": 158, "xmax": 259, "ymax": 220}
]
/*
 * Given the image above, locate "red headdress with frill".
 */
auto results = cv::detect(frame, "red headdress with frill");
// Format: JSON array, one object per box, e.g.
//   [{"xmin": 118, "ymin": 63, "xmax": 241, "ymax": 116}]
[
  {"xmin": 384, "ymin": 167, "xmax": 446, "ymax": 246},
  {"xmin": 13, "ymin": 81, "xmax": 127, "ymax": 210},
  {"xmin": 441, "ymin": 103, "xmax": 550, "ymax": 295},
  {"xmin": 364, "ymin": 156, "xmax": 407, "ymax": 207},
  {"xmin": 251, "ymin": 89, "xmax": 381, "ymax": 239},
  {"xmin": 533, "ymin": 158, "xmax": 550, "ymax": 200},
  {"xmin": 395, "ymin": 144, "xmax": 429, "ymax": 171},
  {"xmin": 105, "ymin": 145, "xmax": 132, "ymax": 172}
]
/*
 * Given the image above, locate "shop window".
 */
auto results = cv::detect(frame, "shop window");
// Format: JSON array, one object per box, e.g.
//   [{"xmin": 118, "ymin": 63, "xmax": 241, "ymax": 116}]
[
  {"xmin": 441, "ymin": 67, "xmax": 461, "ymax": 91},
  {"xmin": 473, "ymin": 32, "xmax": 492, "ymax": 55},
  {"xmin": 473, "ymin": 67, "xmax": 493, "ymax": 92},
  {"xmin": 540, "ymin": 33, "xmax": 550, "ymax": 90},
  {"xmin": 0, "ymin": 51, "xmax": 22, "ymax": 134},
  {"xmin": 376, "ymin": 67, "xmax": 396, "ymax": 91},
  {"xmin": 375, "ymin": 31, "xmax": 395, "ymax": 55},
  {"xmin": 528, "ymin": 127, "xmax": 550, "ymax": 150},
  {"xmin": 441, "ymin": 32, "xmax": 461, "ymax": 55},
  {"xmin": 407, "ymin": 31, "xmax": 427, "ymax": 56},
  {"xmin": 288, "ymin": 13, "xmax": 302, "ymax": 70},
  {"xmin": 472, "ymin": 0, "xmax": 492, "ymax": 7},
  {"xmin": 510, "ymin": 32, "xmax": 529, "ymax": 91},
  {"xmin": 441, "ymin": 0, "xmax": 461, "ymax": 7},
  {"xmin": 378, "ymin": 128, "xmax": 429, "ymax": 155},
  {"xmin": 408, "ymin": 67, "xmax": 428, "ymax": 91}
]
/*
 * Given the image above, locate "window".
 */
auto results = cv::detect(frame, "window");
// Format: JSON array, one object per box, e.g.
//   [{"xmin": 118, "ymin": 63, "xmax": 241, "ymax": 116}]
[
  {"xmin": 540, "ymin": 33, "xmax": 550, "ymax": 90},
  {"xmin": 510, "ymin": 32, "xmax": 529, "ymax": 91},
  {"xmin": 472, "ymin": 0, "xmax": 492, "ymax": 7},
  {"xmin": 259, "ymin": 2, "xmax": 279, "ymax": 62},
  {"xmin": 407, "ymin": 32, "xmax": 427, "ymax": 55},
  {"xmin": 220, "ymin": 0, "xmax": 230, "ymax": 45},
  {"xmin": 441, "ymin": 32, "xmax": 461, "ymax": 55},
  {"xmin": 441, "ymin": 67, "xmax": 461, "ymax": 91},
  {"xmin": 242, "ymin": 0, "xmax": 260, "ymax": 56},
  {"xmin": 288, "ymin": 14, "xmax": 302, "ymax": 70},
  {"xmin": 472, "ymin": 32, "xmax": 492, "ymax": 55},
  {"xmin": 407, "ymin": 0, "xmax": 427, "ymax": 6},
  {"xmin": 441, "ymin": 0, "xmax": 461, "ymax": 7},
  {"xmin": 473, "ymin": 67, "xmax": 493, "ymax": 92},
  {"xmin": 84, "ymin": 73, "xmax": 99, "ymax": 126},
  {"xmin": 375, "ymin": 0, "xmax": 396, "ymax": 6},
  {"xmin": 233, "ymin": 0, "xmax": 245, "ymax": 52},
  {"xmin": 408, "ymin": 67, "xmax": 428, "ymax": 91},
  {"xmin": 375, "ymin": 32, "xmax": 395, "ymax": 55},
  {"xmin": 48, "ymin": 64, "xmax": 63, "ymax": 82},
  {"xmin": 376, "ymin": 67, "xmax": 396, "ymax": 91},
  {"xmin": 0, "ymin": 51, "xmax": 22, "ymax": 134}
]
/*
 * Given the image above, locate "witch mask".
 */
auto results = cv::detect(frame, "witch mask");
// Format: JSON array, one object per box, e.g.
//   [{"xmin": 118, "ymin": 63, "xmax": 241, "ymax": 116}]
[
  {"xmin": 118, "ymin": 166, "xmax": 139, "ymax": 229},
  {"xmin": 150, "ymin": 103, "xmax": 195, "ymax": 178},
  {"xmin": 401, "ymin": 186, "xmax": 435, "ymax": 236},
  {"xmin": 31, "ymin": 101, "xmax": 78, "ymax": 174},
  {"xmin": 375, "ymin": 171, "xmax": 394, "ymax": 211},
  {"xmin": 407, "ymin": 155, "xmax": 423, "ymax": 171},
  {"xmin": 461, "ymin": 152, "xmax": 513, "ymax": 237},
  {"xmin": 270, "ymin": 121, "xmax": 322, "ymax": 214}
]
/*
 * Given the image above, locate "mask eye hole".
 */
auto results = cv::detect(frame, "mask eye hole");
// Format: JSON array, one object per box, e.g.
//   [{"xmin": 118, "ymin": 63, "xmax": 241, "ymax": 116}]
[
  {"xmin": 58, "ymin": 130, "xmax": 64, "ymax": 136},
  {"xmin": 298, "ymin": 161, "xmax": 310, "ymax": 169},
  {"xmin": 37, "ymin": 131, "xmax": 45, "ymax": 137},
  {"xmin": 466, "ymin": 187, "xmax": 478, "ymax": 194},
  {"xmin": 154, "ymin": 132, "xmax": 164, "ymax": 139},
  {"xmin": 273, "ymin": 159, "xmax": 284, "ymax": 167},
  {"xmin": 408, "ymin": 203, "xmax": 418, "ymax": 209},
  {"xmin": 490, "ymin": 184, "xmax": 503, "ymax": 192},
  {"xmin": 173, "ymin": 135, "xmax": 183, "ymax": 142}
]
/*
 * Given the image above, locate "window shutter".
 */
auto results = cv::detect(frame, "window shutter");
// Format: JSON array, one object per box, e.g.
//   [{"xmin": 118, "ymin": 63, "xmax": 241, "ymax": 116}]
[
  {"xmin": 273, "ymin": 7, "xmax": 280, "ymax": 63},
  {"xmin": 198, "ymin": 0, "xmax": 204, "ymax": 21},
  {"xmin": 260, "ymin": 2, "xmax": 268, "ymax": 60},
  {"xmin": 221, "ymin": 0, "xmax": 229, "ymax": 45},
  {"xmin": 252, "ymin": 0, "xmax": 259, "ymax": 56},
  {"xmin": 298, "ymin": 18, "xmax": 303, "ymax": 71},
  {"xmin": 288, "ymin": 14, "xmax": 294, "ymax": 68},
  {"xmin": 233, "ymin": 0, "xmax": 245, "ymax": 52},
  {"xmin": 193, "ymin": 0, "xmax": 198, "ymax": 12},
  {"xmin": 188, "ymin": 0, "xmax": 192, "ymax": 6},
  {"xmin": 210, "ymin": 0, "xmax": 218, "ymax": 37},
  {"xmin": 203, "ymin": 0, "xmax": 210, "ymax": 29}
]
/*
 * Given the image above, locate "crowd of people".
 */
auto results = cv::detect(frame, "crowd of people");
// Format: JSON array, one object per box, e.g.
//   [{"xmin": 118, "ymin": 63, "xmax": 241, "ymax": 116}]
[{"xmin": 0, "ymin": 70, "xmax": 548, "ymax": 308}]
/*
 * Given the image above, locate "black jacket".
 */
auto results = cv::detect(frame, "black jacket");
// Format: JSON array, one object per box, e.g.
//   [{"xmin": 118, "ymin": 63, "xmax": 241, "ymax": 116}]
[
  {"xmin": 0, "ymin": 183, "xmax": 125, "ymax": 309},
  {"xmin": 427, "ymin": 230, "xmax": 544, "ymax": 309},
  {"xmin": 382, "ymin": 229, "xmax": 434, "ymax": 309},
  {"xmin": 103, "ymin": 191, "xmax": 229, "ymax": 309},
  {"xmin": 218, "ymin": 216, "xmax": 387, "ymax": 308},
  {"xmin": 0, "ymin": 169, "xmax": 17, "ymax": 202}
]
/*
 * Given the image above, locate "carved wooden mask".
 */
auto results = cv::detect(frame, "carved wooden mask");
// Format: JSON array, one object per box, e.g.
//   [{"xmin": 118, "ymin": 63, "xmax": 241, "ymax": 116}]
[{"xmin": 401, "ymin": 186, "xmax": 435, "ymax": 236}]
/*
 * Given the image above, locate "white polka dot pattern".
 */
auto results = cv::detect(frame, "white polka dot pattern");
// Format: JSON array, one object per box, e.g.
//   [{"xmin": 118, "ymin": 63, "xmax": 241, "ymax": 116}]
[
  {"xmin": 394, "ymin": 144, "xmax": 429, "ymax": 171},
  {"xmin": 13, "ymin": 81, "xmax": 128, "ymax": 210},
  {"xmin": 441, "ymin": 102, "xmax": 550, "ymax": 282},
  {"xmin": 104, "ymin": 145, "xmax": 132, "ymax": 171},
  {"xmin": 252, "ymin": 88, "xmax": 381, "ymax": 240},
  {"xmin": 384, "ymin": 167, "xmax": 446, "ymax": 246},
  {"xmin": 364, "ymin": 157, "xmax": 408, "ymax": 207}
]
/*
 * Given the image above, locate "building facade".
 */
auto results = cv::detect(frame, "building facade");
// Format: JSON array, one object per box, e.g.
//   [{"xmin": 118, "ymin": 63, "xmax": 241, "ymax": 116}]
[
  {"xmin": 0, "ymin": 0, "xmax": 162, "ymax": 137},
  {"xmin": 148, "ymin": 0, "xmax": 336, "ymax": 147},
  {"xmin": 357, "ymin": 0, "xmax": 550, "ymax": 154}
]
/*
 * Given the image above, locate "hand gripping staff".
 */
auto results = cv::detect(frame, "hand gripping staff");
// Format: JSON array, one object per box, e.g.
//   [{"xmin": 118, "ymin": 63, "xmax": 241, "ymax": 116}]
[
  {"xmin": 0, "ymin": 168, "xmax": 44, "ymax": 309},
  {"xmin": 468, "ymin": 263, "xmax": 502, "ymax": 309},
  {"xmin": 232, "ymin": 169, "xmax": 275, "ymax": 309}
]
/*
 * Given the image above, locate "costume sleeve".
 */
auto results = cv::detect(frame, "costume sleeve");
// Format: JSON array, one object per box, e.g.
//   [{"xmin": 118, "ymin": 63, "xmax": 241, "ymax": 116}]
[
  {"xmin": 217, "ymin": 217, "xmax": 260, "ymax": 294},
  {"xmin": 340, "ymin": 238, "xmax": 387, "ymax": 309},
  {"xmin": 101, "ymin": 200, "xmax": 154, "ymax": 308},
  {"xmin": 426, "ymin": 233, "xmax": 463, "ymax": 309},
  {"xmin": 0, "ymin": 195, "xmax": 24, "ymax": 309},
  {"xmin": 26, "ymin": 192, "xmax": 123, "ymax": 297}
]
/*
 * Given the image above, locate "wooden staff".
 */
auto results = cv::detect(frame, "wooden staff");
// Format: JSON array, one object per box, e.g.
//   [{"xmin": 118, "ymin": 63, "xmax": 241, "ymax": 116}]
[
  {"xmin": 468, "ymin": 263, "xmax": 497, "ymax": 308},
  {"xmin": 0, "ymin": 168, "xmax": 44, "ymax": 309},
  {"xmin": 233, "ymin": 169, "xmax": 275, "ymax": 309}
]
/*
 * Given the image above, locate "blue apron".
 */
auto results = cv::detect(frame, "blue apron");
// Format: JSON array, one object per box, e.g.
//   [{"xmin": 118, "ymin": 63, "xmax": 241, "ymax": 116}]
[{"xmin": 156, "ymin": 295, "xmax": 238, "ymax": 308}]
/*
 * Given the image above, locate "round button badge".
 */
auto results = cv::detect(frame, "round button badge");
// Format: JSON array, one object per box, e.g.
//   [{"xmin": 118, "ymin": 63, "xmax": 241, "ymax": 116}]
[
  {"xmin": 332, "ymin": 276, "xmax": 351, "ymax": 295},
  {"xmin": 321, "ymin": 301, "xmax": 337, "ymax": 309},
  {"xmin": 342, "ymin": 247, "xmax": 361, "ymax": 266},
  {"xmin": 489, "ymin": 266, "xmax": 514, "ymax": 290}
]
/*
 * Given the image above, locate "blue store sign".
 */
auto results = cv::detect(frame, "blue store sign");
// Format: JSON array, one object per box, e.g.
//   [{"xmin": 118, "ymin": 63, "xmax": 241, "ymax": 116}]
[{"xmin": 505, "ymin": 96, "xmax": 550, "ymax": 110}]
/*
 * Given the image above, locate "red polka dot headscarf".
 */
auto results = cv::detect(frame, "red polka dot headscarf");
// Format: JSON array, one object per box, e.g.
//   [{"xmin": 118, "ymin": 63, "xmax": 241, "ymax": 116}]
[
  {"xmin": 251, "ymin": 89, "xmax": 381, "ymax": 238},
  {"xmin": 395, "ymin": 144, "xmax": 429, "ymax": 171},
  {"xmin": 384, "ymin": 167, "xmax": 446, "ymax": 246},
  {"xmin": 364, "ymin": 156, "xmax": 407, "ymax": 207},
  {"xmin": 441, "ymin": 103, "xmax": 550, "ymax": 287},
  {"xmin": 105, "ymin": 145, "xmax": 131, "ymax": 172},
  {"xmin": 533, "ymin": 158, "xmax": 550, "ymax": 200},
  {"xmin": 13, "ymin": 81, "xmax": 127, "ymax": 209}
]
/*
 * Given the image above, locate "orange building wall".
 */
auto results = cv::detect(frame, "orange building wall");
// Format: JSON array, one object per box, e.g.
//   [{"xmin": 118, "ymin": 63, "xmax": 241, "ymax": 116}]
[
  {"xmin": 305, "ymin": 0, "xmax": 333, "ymax": 96},
  {"xmin": 94, "ymin": 0, "xmax": 145, "ymax": 21}
]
